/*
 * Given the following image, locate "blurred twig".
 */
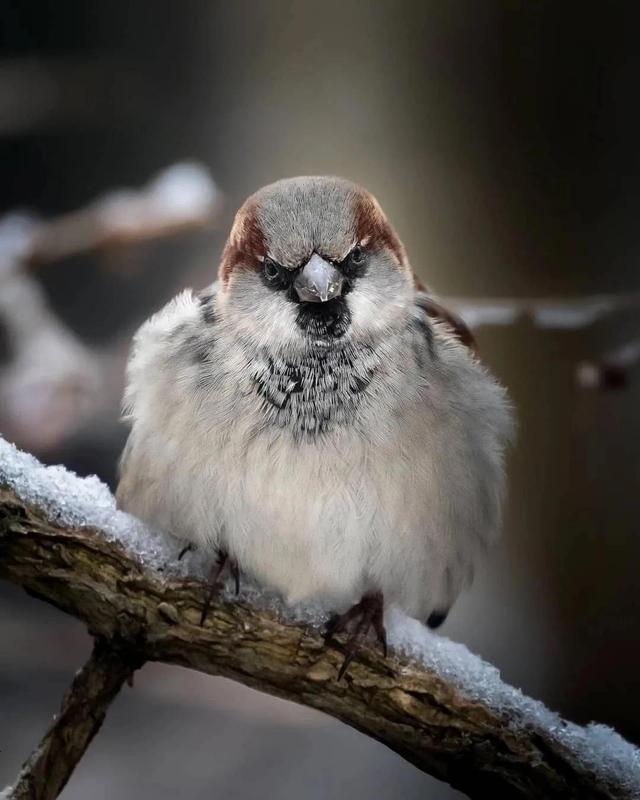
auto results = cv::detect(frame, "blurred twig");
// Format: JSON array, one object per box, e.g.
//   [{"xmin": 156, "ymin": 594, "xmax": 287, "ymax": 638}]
[
  {"xmin": 444, "ymin": 293, "xmax": 640, "ymax": 389},
  {"xmin": 0, "ymin": 163, "xmax": 222, "ymax": 451},
  {"xmin": 576, "ymin": 338, "xmax": 640, "ymax": 390},
  {"xmin": 446, "ymin": 293, "xmax": 640, "ymax": 331},
  {"xmin": 1, "ymin": 482, "xmax": 637, "ymax": 800},
  {"xmin": 22, "ymin": 163, "xmax": 222, "ymax": 267}
]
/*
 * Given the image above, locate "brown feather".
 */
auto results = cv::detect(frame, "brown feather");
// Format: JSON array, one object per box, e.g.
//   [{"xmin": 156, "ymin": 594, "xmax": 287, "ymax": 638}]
[
  {"xmin": 219, "ymin": 200, "xmax": 266, "ymax": 285},
  {"xmin": 353, "ymin": 190, "xmax": 408, "ymax": 270},
  {"xmin": 415, "ymin": 292, "xmax": 476, "ymax": 350}
]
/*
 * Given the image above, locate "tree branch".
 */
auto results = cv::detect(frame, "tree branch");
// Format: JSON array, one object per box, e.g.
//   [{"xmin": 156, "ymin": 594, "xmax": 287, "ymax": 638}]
[
  {"xmin": 576, "ymin": 338, "xmax": 640, "ymax": 389},
  {"xmin": 444, "ymin": 293, "xmax": 640, "ymax": 389},
  {"xmin": 5, "ymin": 638, "xmax": 144, "ymax": 800},
  {"xmin": 444, "ymin": 293, "xmax": 640, "ymax": 332},
  {"xmin": 0, "ymin": 162, "xmax": 222, "ymax": 272},
  {"xmin": 1, "ymin": 474, "xmax": 638, "ymax": 800}
]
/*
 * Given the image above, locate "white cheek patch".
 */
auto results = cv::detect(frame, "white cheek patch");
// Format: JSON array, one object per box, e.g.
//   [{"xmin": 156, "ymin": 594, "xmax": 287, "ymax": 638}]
[
  {"xmin": 348, "ymin": 263, "xmax": 413, "ymax": 337},
  {"xmin": 223, "ymin": 276, "xmax": 302, "ymax": 350}
]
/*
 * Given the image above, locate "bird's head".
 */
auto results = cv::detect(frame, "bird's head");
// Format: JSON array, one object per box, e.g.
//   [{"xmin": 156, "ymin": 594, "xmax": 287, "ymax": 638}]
[{"xmin": 217, "ymin": 177, "xmax": 415, "ymax": 349}]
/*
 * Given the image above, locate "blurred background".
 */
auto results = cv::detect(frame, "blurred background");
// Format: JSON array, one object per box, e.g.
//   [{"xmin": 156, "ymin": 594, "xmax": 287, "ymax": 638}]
[{"xmin": 1, "ymin": 2, "xmax": 639, "ymax": 798}]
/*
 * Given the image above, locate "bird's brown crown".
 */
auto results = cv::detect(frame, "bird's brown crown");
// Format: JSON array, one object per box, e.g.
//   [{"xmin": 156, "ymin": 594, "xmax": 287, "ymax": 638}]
[{"xmin": 219, "ymin": 176, "xmax": 408, "ymax": 285}]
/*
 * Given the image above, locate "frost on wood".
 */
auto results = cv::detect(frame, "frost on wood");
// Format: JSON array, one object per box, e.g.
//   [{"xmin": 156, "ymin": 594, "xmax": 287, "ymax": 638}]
[
  {"xmin": 1, "ymin": 435, "xmax": 640, "ymax": 799},
  {"xmin": 388, "ymin": 611, "xmax": 640, "ymax": 796},
  {"xmin": 0, "ymin": 435, "xmax": 176, "ymax": 571}
]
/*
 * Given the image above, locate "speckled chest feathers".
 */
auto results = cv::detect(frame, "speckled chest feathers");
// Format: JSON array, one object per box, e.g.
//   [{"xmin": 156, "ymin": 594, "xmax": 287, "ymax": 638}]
[{"xmin": 249, "ymin": 342, "xmax": 384, "ymax": 438}]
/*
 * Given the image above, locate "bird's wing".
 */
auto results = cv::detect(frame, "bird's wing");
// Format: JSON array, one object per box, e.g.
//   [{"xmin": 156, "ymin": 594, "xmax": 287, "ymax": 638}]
[
  {"xmin": 116, "ymin": 284, "xmax": 219, "ymax": 520},
  {"xmin": 409, "ymin": 287, "xmax": 513, "ymax": 624},
  {"xmin": 414, "ymin": 290, "xmax": 475, "ymax": 350}
]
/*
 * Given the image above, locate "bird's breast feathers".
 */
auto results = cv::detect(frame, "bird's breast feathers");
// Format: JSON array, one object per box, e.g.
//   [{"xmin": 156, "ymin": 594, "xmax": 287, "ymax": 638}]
[{"xmin": 119, "ymin": 289, "xmax": 512, "ymax": 618}]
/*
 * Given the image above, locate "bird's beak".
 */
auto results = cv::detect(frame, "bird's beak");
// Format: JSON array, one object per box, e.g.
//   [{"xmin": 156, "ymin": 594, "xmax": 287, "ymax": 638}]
[{"xmin": 294, "ymin": 254, "xmax": 344, "ymax": 303}]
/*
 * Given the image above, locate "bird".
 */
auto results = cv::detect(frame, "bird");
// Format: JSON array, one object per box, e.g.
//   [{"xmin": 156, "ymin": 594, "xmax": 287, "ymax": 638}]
[{"xmin": 116, "ymin": 176, "xmax": 514, "ymax": 678}]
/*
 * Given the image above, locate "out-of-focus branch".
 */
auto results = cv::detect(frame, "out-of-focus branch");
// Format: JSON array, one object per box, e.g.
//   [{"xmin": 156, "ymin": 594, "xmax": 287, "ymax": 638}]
[
  {"xmin": 445, "ymin": 293, "xmax": 640, "ymax": 389},
  {"xmin": 5, "ymin": 639, "xmax": 144, "ymax": 800},
  {"xmin": 25, "ymin": 163, "xmax": 222, "ymax": 267},
  {"xmin": 0, "ymin": 163, "xmax": 222, "ymax": 273},
  {"xmin": 0, "ymin": 250, "xmax": 101, "ymax": 452},
  {"xmin": 1, "ymin": 475, "xmax": 639, "ymax": 800},
  {"xmin": 576, "ymin": 338, "xmax": 640, "ymax": 389},
  {"xmin": 0, "ymin": 163, "xmax": 222, "ymax": 450},
  {"xmin": 445, "ymin": 293, "xmax": 640, "ymax": 331}
]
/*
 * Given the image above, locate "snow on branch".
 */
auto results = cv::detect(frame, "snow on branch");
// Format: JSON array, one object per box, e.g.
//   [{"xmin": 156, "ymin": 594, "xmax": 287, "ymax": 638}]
[
  {"xmin": 445, "ymin": 293, "xmax": 640, "ymax": 332},
  {"xmin": 0, "ymin": 163, "xmax": 222, "ymax": 451},
  {"xmin": 2, "ymin": 162, "xmax": 222, "ymax": 270},
  {"xmin": 1, "ymin": 438, "xmax": 639, "ymax": 799}
]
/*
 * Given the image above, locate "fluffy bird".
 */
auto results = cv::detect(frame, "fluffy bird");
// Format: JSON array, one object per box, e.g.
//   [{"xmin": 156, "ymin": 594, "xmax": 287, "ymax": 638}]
[{"xmin": 117, "ymin": 176, "xmax": 513, "ymax": 676}]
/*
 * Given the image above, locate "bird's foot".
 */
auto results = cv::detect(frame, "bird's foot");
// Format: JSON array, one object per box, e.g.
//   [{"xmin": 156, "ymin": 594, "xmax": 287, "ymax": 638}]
[
  {"xmin": 200, "ymin": 550, "xmax": 240, "ymax": 626},
  {"xmin": 325, "ymin": 591, "xmax": 387, "ymax": 680}
]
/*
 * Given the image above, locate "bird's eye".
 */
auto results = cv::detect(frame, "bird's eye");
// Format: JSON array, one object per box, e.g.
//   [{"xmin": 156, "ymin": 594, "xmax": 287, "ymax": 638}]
[
  {"xmin": 350, "ymin": 245, "xmax": 365, "ymax": 266},
  {"xmin": 263, "ymin": 257, "xmax": 281, "ymax": 281},
  {"xmin": 262, "ymin": 257, "xmax": 293, "ymax": 291},
  {"xmin": 341, "ymin": 244, "xmax": 367, "ymax": 279}
]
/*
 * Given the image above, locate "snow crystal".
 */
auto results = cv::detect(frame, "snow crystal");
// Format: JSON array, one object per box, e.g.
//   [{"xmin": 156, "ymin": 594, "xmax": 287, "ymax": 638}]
[
  {"xmin": 0, "ymin": 435, "xmax": 199, "ymax": 575},
  {"xmin": 387, "ymin": 609, "xmax": 640, "ymax": 795},
  {"xmin": 1, "ymin": 435, "xmax": 639, "ymax": 794}
]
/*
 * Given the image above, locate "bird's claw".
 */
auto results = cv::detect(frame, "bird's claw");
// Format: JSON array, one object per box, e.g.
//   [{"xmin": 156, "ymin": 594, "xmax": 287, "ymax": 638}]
[
  {"xmin": 325, "ymin": 591, "xmax": 387, "ymax": 680},
  {"xmin": 199, "ymin": 550, "xmax": 241, "ymax": 625}
]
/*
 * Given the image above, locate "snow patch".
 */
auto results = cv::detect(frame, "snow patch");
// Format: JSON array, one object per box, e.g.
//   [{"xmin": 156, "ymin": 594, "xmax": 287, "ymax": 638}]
[
  {"xmin": 387, "ymin": 609, "xmax": 640, "ymax": 794},
  {"xmin": 97, "ymin": 162, "xmax": 220, "ymax": 233},
  {"xmin": 0, "ymin": 436, "xmax": 198, "ymax": 575}
]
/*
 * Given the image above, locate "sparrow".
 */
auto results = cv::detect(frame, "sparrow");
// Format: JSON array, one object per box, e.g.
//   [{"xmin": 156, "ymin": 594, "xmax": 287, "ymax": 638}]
[{"xmin": 117, "ymin": 176, "xmax": 514, "ymax": 677}]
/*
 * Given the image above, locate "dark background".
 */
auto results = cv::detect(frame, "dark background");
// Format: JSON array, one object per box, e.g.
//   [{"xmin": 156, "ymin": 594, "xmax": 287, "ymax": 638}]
[{"xmin": 1, "ymin": 3, "xmax": 639, "ymax": 799}]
